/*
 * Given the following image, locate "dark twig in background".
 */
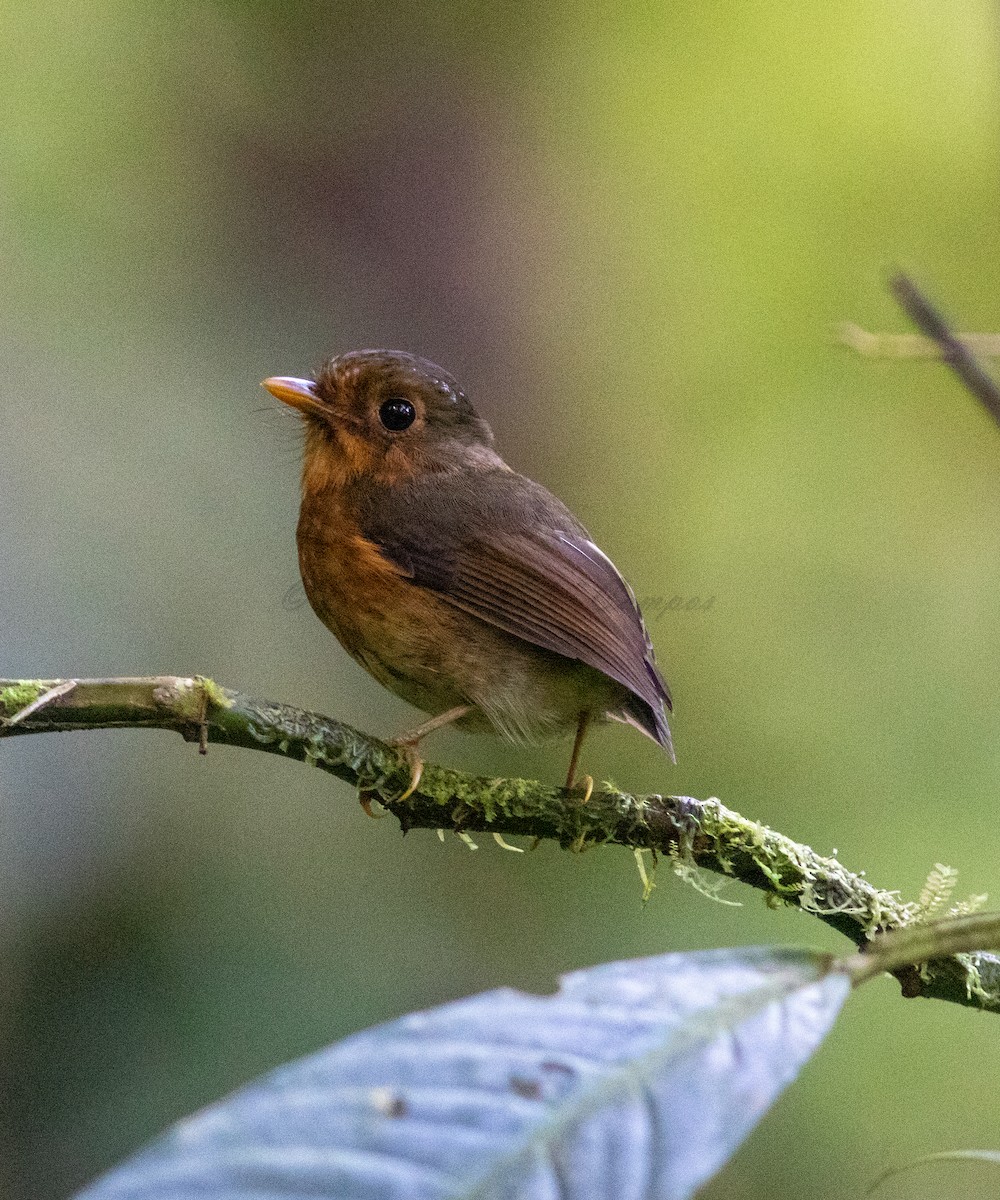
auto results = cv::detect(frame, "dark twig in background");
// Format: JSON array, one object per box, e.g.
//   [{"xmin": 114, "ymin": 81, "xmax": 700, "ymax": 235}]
[{"xmin": 889, "ymin": 271, "xmax": 1000, "ymax": 428}]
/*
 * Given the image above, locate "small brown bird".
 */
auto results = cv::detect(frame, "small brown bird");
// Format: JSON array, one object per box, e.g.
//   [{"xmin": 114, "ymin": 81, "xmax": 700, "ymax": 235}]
[{"xmin": 264, "ymin": 350, "xmax": 673, "ymax": 800}]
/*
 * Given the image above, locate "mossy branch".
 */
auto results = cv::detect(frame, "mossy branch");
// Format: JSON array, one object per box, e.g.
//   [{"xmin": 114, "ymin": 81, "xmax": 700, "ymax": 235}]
[{"xmin": 3, "ymin": 675, "xmax": 997, "ymax": 1013}]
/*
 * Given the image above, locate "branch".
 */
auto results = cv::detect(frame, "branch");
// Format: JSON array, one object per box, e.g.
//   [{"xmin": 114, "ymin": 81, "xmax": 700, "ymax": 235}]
[
  {"xmin": 838, "ymin": 324, "xmax": 1000, "ymax": 359},
  {"xmin": 3, "ymin": 675, "xmax": 997, "ymax": 1013},
  {"xmin": 888, "ymin": 272, "xmax": 1000, "ymax": 429},
  {"xmin": 838, "ymin": 275, "xmax": 1000, "ymax": 428}
]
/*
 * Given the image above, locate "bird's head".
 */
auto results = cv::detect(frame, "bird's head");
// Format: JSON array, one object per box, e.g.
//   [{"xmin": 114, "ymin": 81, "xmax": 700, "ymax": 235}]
[{"xmin": 263, "ymin": 350, "xmax": 500, "ymax": 490}]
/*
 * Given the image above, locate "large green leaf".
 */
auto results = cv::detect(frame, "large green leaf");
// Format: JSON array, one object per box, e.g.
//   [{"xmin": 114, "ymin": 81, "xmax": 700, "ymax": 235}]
[{"xmin": 76, "ymin": 946, "xmax": 850, "ymax": 1199}]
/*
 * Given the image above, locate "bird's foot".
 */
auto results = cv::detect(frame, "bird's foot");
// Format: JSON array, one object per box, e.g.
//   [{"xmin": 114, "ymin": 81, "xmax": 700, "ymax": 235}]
[
  {"xmin": 358, "ymin": 791, "xmax": 386, "ymax": 820},
  {"xmin": 387, "ymin": 738, "xmax": 424, "ymax": 802},
  {"xmin": 566, "ymin": 773, "xmax": 594, "ymax": 805},
  {"xmin": 384, "ymin": 704, "xmax": 472, "ymax": 802}
]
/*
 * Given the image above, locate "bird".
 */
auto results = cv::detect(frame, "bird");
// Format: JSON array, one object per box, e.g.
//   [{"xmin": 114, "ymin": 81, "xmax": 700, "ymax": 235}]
[{"xmin": 263, "ymin": 350, "xmax": 673, "ymax": 803}]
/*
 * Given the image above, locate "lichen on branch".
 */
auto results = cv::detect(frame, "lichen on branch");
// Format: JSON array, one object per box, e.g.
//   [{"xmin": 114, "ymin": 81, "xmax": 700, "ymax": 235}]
[{"xmin": 2, "ymin": 674, "xmax": 997, "ymax": 1014}]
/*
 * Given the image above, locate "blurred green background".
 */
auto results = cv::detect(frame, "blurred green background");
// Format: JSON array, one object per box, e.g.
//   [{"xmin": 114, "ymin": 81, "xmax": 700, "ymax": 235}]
[{"xmin": 2, "ymin": 2, "xmax": 1000, "ymax": 1197}]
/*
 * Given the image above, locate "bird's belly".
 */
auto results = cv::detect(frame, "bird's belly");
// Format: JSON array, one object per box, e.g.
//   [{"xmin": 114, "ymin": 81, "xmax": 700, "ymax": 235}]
[
  {"xmin": 299, "ymin": 530, "xmax": 628, "ymax": 743},
  {"xmin": 299, "ymin": 531, "xmax": 465, "ymax": 713}
]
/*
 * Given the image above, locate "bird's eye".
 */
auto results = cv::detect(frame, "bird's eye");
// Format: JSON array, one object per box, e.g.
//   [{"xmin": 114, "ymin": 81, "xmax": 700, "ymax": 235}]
[{"xmin": 378, "ymin": 397, "xmax": 416, "ymax": 431}]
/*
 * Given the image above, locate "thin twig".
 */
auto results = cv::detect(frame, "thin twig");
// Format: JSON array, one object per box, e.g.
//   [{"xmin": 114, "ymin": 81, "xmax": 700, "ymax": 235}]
[
  {"xmin": 841, "ymin": 912, "xmax": 1000, "ymax": 986},
  {"xmin": 838, "ymin": 323, "xmax": 1000, "ymax": 359},
  {"xmin": 2, "ymin": 674, "xmax": 997, "ymax": 1014},
  {"xmin": 3, "ymin": 680, "xmax": 76, "ymax": 726},
  {"xmin": 889, "ymin": 273, "xmax": 1000, "ymax": 428}
]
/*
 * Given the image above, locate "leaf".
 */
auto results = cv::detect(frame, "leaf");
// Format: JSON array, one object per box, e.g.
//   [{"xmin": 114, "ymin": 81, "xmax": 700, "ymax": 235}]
[
  {"xmin": 868, "ymin": 1149, "xmax": 1000, "ymax": 1194},
  {"xmin": 75, "ymin": 946, "xmax": 850, "ymax": 1200}
]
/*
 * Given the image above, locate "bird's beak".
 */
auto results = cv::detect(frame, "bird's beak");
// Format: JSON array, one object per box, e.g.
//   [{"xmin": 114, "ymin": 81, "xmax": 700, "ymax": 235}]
[{"xmin": 261, "ymin": 376, "xmax": 325, "ymax": 416}]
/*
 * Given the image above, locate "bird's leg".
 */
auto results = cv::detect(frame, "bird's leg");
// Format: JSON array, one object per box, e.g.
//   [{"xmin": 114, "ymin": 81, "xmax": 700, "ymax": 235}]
[
  {"xmin": 387, "ymin": 704, "xmax": 474, "ymax": 803},
  {"xmin": 565, "ymin": 712, "xmax": 594, "ymax": 804},
  {"xmin": 394, "ymin": 704, "xmax": 475, "ymax": 746},
  {"xmin": 359, "ymin": 703, "xmax": 474, "ymax": 817}
]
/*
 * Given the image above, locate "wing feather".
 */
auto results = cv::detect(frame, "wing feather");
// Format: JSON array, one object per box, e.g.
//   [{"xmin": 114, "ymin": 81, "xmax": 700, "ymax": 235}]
[{"xmin": 350, "ymin": 471, "xmax": 673, "ymax": 751}]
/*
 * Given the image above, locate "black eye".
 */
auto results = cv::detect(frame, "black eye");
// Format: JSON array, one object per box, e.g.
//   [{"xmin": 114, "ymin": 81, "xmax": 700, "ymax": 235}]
[{"xmin": 378, "ymin": 397, "xmax": 416, "ymax": 431}]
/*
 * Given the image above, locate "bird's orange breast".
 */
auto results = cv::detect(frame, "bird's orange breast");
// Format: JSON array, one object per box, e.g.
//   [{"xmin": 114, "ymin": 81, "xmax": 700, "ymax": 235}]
[
  {"xmin": 295, "ymin": 491, "xmax": 473, "ymax": 713},
  {"xmin": 297, "ymin": 506, "xmax": 409, "ymax": 655}
]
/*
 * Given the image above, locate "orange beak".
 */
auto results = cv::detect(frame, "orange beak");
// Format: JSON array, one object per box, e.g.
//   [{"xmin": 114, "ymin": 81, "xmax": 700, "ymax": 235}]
[{"xmin": 261, "ymin": 376, "xmax": 325, "ymax": 416}]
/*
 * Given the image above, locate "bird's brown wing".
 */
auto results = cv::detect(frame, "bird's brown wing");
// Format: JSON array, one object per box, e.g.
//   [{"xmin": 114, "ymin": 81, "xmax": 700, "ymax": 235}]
[{"xmin": 350, "ymin": 470, "xmax": 673, "ymax": 753}]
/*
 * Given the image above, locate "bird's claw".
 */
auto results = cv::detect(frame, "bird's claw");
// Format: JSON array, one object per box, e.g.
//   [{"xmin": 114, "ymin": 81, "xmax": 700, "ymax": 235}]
[
  {"xmin": 389, "ymin": 740, "xmax": 424, "ymax": 801},
  {"xmin": 358, "ymin": 791, "xmax": 386, "ymax": 819}
]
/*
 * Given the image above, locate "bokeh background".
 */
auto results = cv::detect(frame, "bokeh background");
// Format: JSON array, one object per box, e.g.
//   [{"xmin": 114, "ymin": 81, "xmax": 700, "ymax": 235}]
[{"xmin": 3, "ymin": 3, "xmax": 1000, "ymax": 1197}]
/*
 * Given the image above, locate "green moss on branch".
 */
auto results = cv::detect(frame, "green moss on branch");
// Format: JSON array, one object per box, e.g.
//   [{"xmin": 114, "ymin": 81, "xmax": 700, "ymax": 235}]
[
  {"xmin": 1, "ymin": 682, "xmax": 44, "ymax": 716},
  {"xmin": 2, "ymin": 674, "xmax": 996, "ymax": 1014}
]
